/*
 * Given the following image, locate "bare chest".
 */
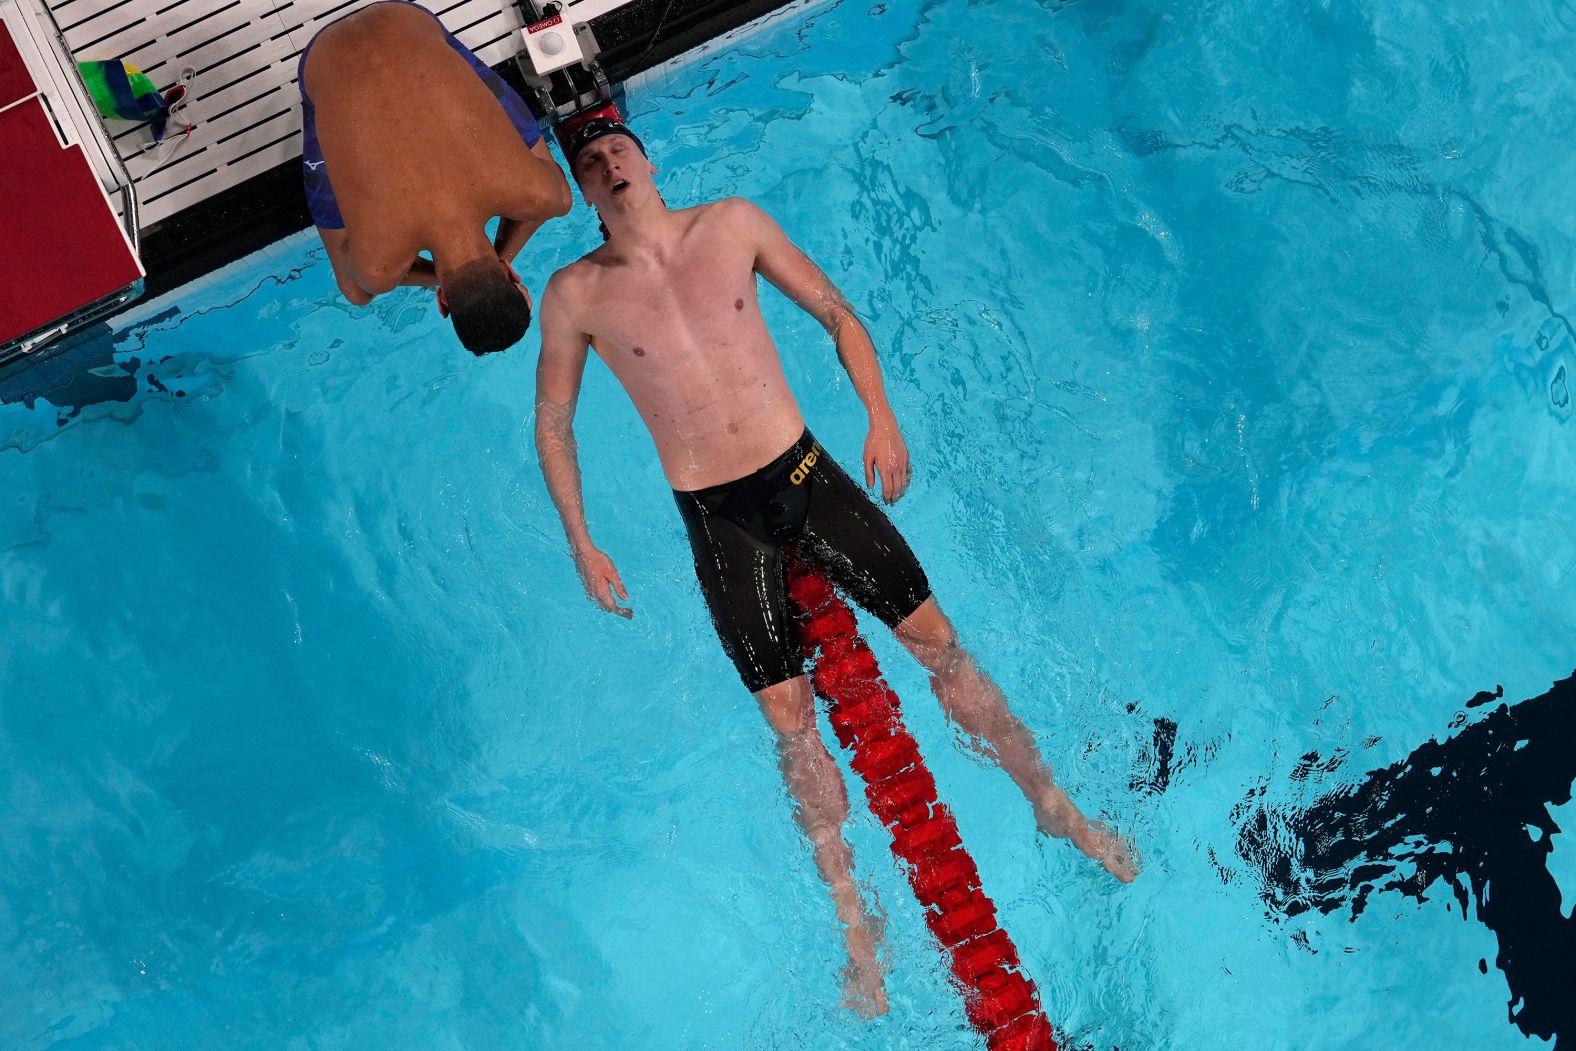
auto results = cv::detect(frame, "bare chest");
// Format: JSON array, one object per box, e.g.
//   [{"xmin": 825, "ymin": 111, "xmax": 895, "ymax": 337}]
[{"xmin": 586, "ymin": 243, "xmax": 763, "ymax": 363}]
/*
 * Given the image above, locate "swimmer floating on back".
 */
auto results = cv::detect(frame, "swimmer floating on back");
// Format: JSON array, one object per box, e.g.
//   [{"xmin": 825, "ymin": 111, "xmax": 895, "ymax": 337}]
[
  {"xmin": 298, "ymin": 1, "xmax": 570, "ymax": 354},
  {"xmin": 534, "ymin": 114, "xmax": 1138, "ymax": 1018}
]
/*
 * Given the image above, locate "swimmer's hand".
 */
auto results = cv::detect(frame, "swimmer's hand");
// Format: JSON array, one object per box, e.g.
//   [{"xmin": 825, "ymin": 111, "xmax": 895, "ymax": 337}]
[
  {"xmin": 574, "ymin": 546, "xmax": 632, "ymax": 619},
  {"xmin": 506, "ymin": 262, "xmax": 534, "ymax": 312},
  {"xmin": 864, "ymin": 411, "xmax": 912, "ymax": 504}
]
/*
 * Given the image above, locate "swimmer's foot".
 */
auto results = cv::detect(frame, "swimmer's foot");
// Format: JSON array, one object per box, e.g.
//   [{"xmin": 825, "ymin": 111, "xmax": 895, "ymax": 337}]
[
  {"xmin": 840, "ymin": 919, "xmax": 889, "ymax": 1019},
  {"xmin": 1070, "ymin": 819, "xmax": 1140, "ymax": 883}
]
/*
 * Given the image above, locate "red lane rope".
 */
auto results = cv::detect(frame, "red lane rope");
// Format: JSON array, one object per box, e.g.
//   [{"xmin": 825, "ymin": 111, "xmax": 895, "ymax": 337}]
[{"xmin": 787, "ymin": 560, "xmax": 1058, "ymax": 1051}]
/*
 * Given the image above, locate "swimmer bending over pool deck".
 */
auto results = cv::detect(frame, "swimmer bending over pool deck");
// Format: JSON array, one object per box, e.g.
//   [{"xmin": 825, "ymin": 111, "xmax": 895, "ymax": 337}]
[
  {"xmin": 533, "ymin": 116, "xmax": 1138, "ymax": 1017},
  {"xmin": 298, "ymin": 1, "xmax": 571, "ymax": 353}
]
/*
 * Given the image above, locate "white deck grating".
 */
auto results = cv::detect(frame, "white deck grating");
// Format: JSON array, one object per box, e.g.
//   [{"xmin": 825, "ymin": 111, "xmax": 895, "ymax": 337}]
[{"xmin": 39, "ymin": 0, "xmax": 602, "ymax": 229}]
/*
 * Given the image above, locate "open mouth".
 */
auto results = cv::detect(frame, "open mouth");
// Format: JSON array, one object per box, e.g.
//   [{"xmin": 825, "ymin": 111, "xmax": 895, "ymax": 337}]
[{"xmin": 610, "ymin": 179, "xmax": 630, "ymax": 196}]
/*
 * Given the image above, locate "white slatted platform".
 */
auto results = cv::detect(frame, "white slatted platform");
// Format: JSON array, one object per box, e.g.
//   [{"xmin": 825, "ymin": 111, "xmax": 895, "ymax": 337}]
[{"xmin": 41, "ymin": 0, "xmax": 557, "ymax": 228}]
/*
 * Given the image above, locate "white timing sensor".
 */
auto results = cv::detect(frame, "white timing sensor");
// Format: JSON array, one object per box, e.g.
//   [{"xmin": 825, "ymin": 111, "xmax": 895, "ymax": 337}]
[{"xmin": 521, "ymin": 13, "xmax": 585, "ymax": 76}]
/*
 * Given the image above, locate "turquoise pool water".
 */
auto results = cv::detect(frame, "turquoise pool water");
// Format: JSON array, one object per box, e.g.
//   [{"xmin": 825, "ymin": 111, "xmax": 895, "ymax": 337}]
[{"xmin": 4, "ymin": 0, "xmax": 1575, "ymax": 1047}]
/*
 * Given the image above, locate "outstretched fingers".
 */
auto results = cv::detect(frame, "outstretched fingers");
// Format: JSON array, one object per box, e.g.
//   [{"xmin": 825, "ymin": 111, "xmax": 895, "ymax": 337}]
[
  {"xmin": 866, "ymin": 449, "xmax": 911, "ymax": 504},
  {"xmin": 886, "ymin": 448, "xmax": 911, "ymax": 503},
  {"xmin": 607, "ymin": 568, "xmax": 632, "ymax": 618},
  {"xmin": 596, "ymin": 570, "xmax": 632, "ymax": 619},
  {"xmin": 576, "ymin": 549, "xmax": 634, "ymax": 618},
  {"xmin": 1079, "ymin": 820, "xmax": 1140, "ymax": 883}
]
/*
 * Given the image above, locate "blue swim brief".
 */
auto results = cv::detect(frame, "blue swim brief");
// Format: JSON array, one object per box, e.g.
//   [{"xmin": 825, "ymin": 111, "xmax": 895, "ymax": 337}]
[{"xmin": 298, "ymin": 0, "xmax": 541, "ymax": 230}]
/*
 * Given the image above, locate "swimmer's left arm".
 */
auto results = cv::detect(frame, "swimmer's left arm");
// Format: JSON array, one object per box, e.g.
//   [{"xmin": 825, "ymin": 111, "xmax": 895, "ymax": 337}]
[
  {"xmin": 741, "ymin": 198, "xmax": 912, "ymax": 503},
  {"xmin": 317, "ymin": 225, "xmax": 375, "ymax": 306}
]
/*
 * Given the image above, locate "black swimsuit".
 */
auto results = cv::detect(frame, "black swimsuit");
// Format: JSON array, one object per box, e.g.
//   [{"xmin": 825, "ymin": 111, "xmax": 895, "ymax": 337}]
[{"xmin": 674, "ymin": 429, "xmax": 932, "ymax": 693}]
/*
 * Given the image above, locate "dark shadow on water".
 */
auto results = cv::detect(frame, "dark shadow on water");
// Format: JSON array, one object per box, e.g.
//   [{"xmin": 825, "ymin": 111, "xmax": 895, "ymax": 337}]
[
  {"xmin": 0, "ymin": 317, "xmax": 161, "ymax": 425},
  {"xmin": 1233, "ymin": 673, "xmax": 1576, "ymax": 1047},
  {"xmin": 0, "ymin": 249, "xmax": 324, "ymax": 429}
]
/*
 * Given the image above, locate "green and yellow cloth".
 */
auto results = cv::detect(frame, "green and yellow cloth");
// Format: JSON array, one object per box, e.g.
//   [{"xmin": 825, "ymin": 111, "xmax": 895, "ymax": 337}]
[{"xmin": 76, "ymin": 60, "xmax": 180, "ymax": 140}]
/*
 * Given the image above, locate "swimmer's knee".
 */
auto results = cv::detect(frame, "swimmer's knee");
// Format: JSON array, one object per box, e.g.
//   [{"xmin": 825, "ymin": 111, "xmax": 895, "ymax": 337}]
[
  {"xmin": 805, "ymin": 816, "xmax": 847, "ymax": 851},
  {"xmin": 801, "ymin": 779, "xmax": 852, "ymax": 845},
  {"xmin": 895, "ymin": 597, "xmax": 954, "ymax": 645},
  {"xmin": 755, "ymin": 675, "xmax": 814, "ymax": 736},
  {"xmin": 895, "ymin": 600, "xmax": 961, "ymax": 670}
]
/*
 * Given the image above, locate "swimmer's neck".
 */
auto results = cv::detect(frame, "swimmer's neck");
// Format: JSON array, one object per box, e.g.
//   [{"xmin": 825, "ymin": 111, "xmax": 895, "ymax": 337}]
[
  {"xmin": 428, "ymin": 224, "xmax": 495, "ymax": 282},
  {"xmin": 599, "ymin": 194, "xmax": 678, "ymax": 258}
]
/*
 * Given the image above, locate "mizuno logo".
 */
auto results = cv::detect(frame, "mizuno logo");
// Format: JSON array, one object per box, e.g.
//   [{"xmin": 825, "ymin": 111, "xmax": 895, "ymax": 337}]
[{"xmin": 304, "ymin": 159, "xmax": 326, "ymax": 170}]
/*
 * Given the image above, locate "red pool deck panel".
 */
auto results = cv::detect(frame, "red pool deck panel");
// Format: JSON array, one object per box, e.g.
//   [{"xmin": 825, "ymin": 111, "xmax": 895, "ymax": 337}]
[
  {"xmin": 0, "ymin": 11, "xmax": 31, "ymax": 107},
  {"xmin": 0, "ymin": 18, "xmax": 141, "ymax": 345},
  {"xmin": 0, "ymin": 98, "xmax": 143, "ymax": 341}
]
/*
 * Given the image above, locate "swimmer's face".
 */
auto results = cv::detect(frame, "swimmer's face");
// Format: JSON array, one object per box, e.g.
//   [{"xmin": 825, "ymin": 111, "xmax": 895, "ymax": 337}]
[{"xmin": 574, "ymin": 135, "xmax": 655, "ymax": 210}]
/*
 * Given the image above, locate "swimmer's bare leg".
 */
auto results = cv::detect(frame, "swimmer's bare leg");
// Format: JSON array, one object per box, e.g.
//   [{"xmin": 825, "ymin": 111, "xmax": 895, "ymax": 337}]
[
  {"xmin": 893, "ymin": 598, "xmax": 1138, "ymax": 882},
  {"xmin": 755, "ymin": 675, "xmax": 889, "ymax": 1017}
]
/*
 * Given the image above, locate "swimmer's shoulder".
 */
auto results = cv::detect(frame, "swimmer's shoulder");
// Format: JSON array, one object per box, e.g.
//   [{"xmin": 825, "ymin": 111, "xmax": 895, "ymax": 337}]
[
  {"xmin": 565, "ymin": 244, "xmax": 626, "ymax": 285},
  {"xmin": 544, "ymin": 257, "xmax": 591, "ymax": 310},
  {"xmin": 698, "ymin": 196, "xmax": 780, "ymax": 242},
  {"xmin": 708, "ymin": 196, "xmax": 772, "ymax": 221},
  {"xmin": 542, "ymin": 251, "xmax": 613, "ymax": 324}
]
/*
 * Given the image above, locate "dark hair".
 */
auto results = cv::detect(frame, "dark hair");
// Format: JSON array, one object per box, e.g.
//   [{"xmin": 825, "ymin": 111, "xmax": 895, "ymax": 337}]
[{"xmin": 445, "ymin": 259, "xmax": 531, "ymax": 355}]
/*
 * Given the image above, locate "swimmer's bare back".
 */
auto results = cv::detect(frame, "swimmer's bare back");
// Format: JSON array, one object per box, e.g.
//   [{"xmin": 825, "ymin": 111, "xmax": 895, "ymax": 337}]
[
  {"xmin": 540, "ymin": 199, "xmax": 819, "ymax": 491},
  {"xmin": 304, "ymin": 3, "xmax": 559, "ymax": 285}
]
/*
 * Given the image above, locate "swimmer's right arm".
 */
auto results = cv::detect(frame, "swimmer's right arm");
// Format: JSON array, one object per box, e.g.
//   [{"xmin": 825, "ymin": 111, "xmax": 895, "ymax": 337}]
[
  {"xmin": 496, "ymin": 140, "xmax": 574, "ymax": 266},
  {"xmin": 534, "ymin": 273, "xmax": 633, "ymax": 619},
  {"xmin": 317, "ymin": 226, "xmax": 375, "ymax": 306}
]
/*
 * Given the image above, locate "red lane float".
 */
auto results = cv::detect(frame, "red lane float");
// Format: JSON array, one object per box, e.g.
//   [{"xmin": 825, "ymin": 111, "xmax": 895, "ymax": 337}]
[{"xmin": 786, "ymin": 560, "xmax": 1058, "ymax": 1051}]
